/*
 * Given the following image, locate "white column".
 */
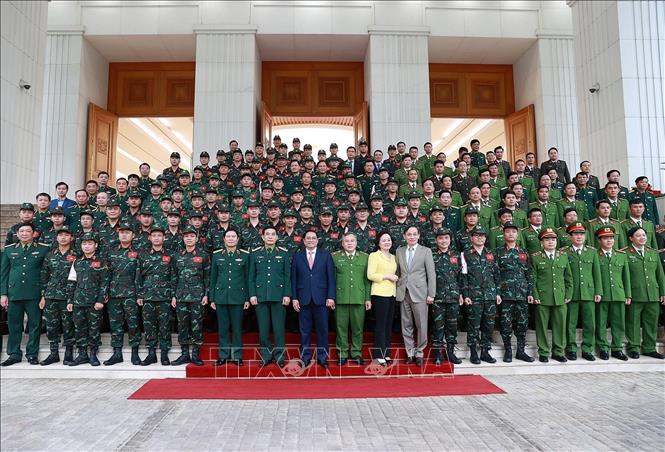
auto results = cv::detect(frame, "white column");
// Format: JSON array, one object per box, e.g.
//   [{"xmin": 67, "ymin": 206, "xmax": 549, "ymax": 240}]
[
  {"xmin": 571, "ymin": 0, "xmax": 665, "ymax": 188},
  {"xmin": 193, "ymin": 25, "xmax": 259, "ymax": 157},
  {"xmin": 365, "ymin": 27, "xmax": 431, "ymax": 152}
]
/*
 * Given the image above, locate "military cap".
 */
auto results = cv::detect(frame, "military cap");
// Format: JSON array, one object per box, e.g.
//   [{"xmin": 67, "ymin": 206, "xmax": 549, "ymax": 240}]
[
  {"xmin": 429, "ymin": 205, "xmax": 443, "ymax": 215},
  {"xmin": 128, "ymin": 189, "xmax": 143, "ymax": 198},
  {"xmin": 49, "ymin": 206, "xmax": 65, "ymax": 215},
  {"xmin": 156, "ymin": 174, "xmax": 168, "ymax": 182},
  {"xmin": 171, "ymin": 187, "xmax": 184, "ymax": 194},
  {"xmin": 408, "ymin": 191, "xmax": 421, "ymax": 199},
  {"xmin": 182, "ymin": 225, "xmax": 198, "ymax": 235},
  {"xmin": 200, "ymin": 151, "xmax": 209, "ymax": 158},
  {"xmin": 303, "ymin": 156, "xmax": 314, "ymax": 163},
  {"xmin": 193, "ymin": 165, "xmax": 204, "ymax": 172},
  {"xmin": 167, "ymin": 208, "xmax": 181, "ymax": 217},
  {"xmin": 216, "ymin": 150, "xmax": 225, "ymax": 156},
  {"xmin": 140, "ymin": 207, "xmax": 153, "ymax": 216},
  {"xmin": 539, "ymin": 227, "xmax": 558, "ymax": 240},
  {"xmin": 275, "ymin": 155, "xmax": 288, "ymax": 161},
  {"xmin": 117, "ymin": 223, "xmax": 134, "ymax": 231},
  {"xmin": 291, "ymin": 188, "xmax": 304, "ymax": 194},
  {"xmin": 205, "ymin": 187, "xmax": 217, "ymax": 194},
  {"xmin": 232, "ymin": 190, "xmax": 244, "ymax": 198},
  {"xmin": 387, "ymin": 178, "xmax": 399, "ymax": 185},
  {"xmin": 343, "ymin": 169, "xmax": 355, "ymax": 176},
  {"xmin": 318, "ymin": 149, "xmax": 327, "ymax": 155},
  {"xmin": 358, "ymin": 138, "xmax": 368, "ymax": 146},
  {"xmin": 502, "ymin": 222, "xmax": 519, "ymax": 231},
  {"xmin": 179, "ymin": 170, "xmax": 190, "ymax": 177},
  {"xmin": 56, "ymin": 225, "xmax": 73, "ymax": 235},
  {"xmin": 292, "ymin": 137, "xmax": 300, "ymax": 143},
  {"xmin": 330, "ymin": 142, "xmax": 338, "ymax": 149},
  {"xmin": 464, "ymin": 207, "xmax": 479, "ymax": 216},
  {"xmin": 190, "ymin": 190, "xmax": 203, "ymax": 199},
  {"xmin": 303, "ymin": 143, "xmax": 312, "ymax": 150},
  {"xmin": 188, "ymin": 210, "xmax": 204, "ymax": 218},
  {"xmin": 595, "ymin": 226, "xmax": 615, "ymax": 238},
  {"xmin": 217, "ymin": 161, "xmax": 229, "ymax": 167},
  {"xmin": 261, "ymin": 184, "xmax": 274, "ymax": 191},
  {"xmin": 563, "ymin": 206, "xmax": 577, "ymax": 216},
  {"xmin": 239, "ymin": 163, "xmax": 250, "ymax": 170},
  {"xmin": 435, "ymin": 227, "xmax": 453, "ymax": 238},
  {"xmin": 208, "ymin": 174, "xmax": 220, "ymax": 180},
  {"xmin": 107, "ymin": 198, "xmax": 121, "ymax": 208},
  {"xmin": 273, "ymin": 175, "xmax": 284, "ymax": 182},
  {"xmin": 319, "ymin": 206, "xmax": 334, "ymax": 216},
  {"xmin": 150, "ymin": 180, "xmax": 162, "ymax": 187},
  {"xmin": 566, "ymin": 222, "xmax": 586, "ymax": 234},
  {"xmin": 79, "ymin": 209, "xmax": 95, "ymax": 218},
  {"xmin": 301, "ymin": 201, "xmax": 313, "ymax": 209},
  {"xmin": 20, "ymin": 202, "xmax": 35, "ymax": 211},
  {"xmin": 160, "ymin": 195, "xmax": 173, "ymax": 203},
  {"xmin": 337, "ymin": 203, "xmax": 351, "ymax": 210},
  {"xmin": 267, "ymin": 201, "xmax": 281, "ymax": 209},
  {"xmin": 216, "ymin": 203, "xmax": 230, "ymax": 213},
  {"xmin": 283, "ymin": 209, "xmax": 298, "ymax": 218},
  {"xmin": 79, "ymin": 232, "xmax": 98, "ymax": 242},
  {"xmin": 324, "ymin": 178, "xmax": 338, "ymax": 186},
  {"xmin": 472, "ymin": 225, "xmax": 488, "ymax": 235},
  {"xmin": 355, "ymin": 202, "xmax": 369, "ymax": 210},
  {"xmin": 247, "ymin": 201, "xmax": 260, "ymax": 208},
  {"xmin": 347, "ymin": 188, "xmax": 361, "ymax": 195},
  {"xmin": 395, "ymin": 198, "xmax": 408, "ymax": 207},
  {"xmin": 149, "ymin": 225, "xmax": 165, "ymax": 234},
  {"xmin": 370, "ymin": 193, "xmax": 384, "ymax": 201},
  {"xmin": 170, "ymin": 152, "xmax": 181, "ymax": 159},
  {"xmin": 379, "ymin": 166, "xmax": 390, "ymax": 173}
]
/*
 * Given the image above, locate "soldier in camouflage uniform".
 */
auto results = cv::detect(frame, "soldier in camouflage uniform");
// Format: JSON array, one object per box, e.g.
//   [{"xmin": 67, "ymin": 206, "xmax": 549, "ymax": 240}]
[
  {"xmin": 386, "ymin": 199, "xmax": 410, "ymax": 252},
  {"xmin": 4, "ymin": 203, "xmax": 37, "ymax": 247},
  {"xmin": 39, "ymin": 207, "xmax": 67, "ymax": 249},
  {"xmin": 349, "ymin": 203, "xmax": 377, "ymax": 254},
  {"xmin": 38, "ymin": 226, "xmax": 77, "ymax": 365},
  {"xmin": 66, "ymin": 232, "xmax": 109, "ymax": 366},
  {"xmin": 170, "ymin": 226, "xmax": 210, "ymax": 366},
  {"xmin": 240, "ymin": 201, "xmax": 265, "ymax": 250},
  {"xmin": 431, "ymin": 228, "xmax": 463, "ymax": 365},
  {"xmin": 494, "ymin": 222, "xmax": 535, "ymax": 363},
  {"xmin": 103, "ymin": 223, "xmax": 142, "ymax": 366},
  {"xmin": 419, "ymin": 206, "xmax": 445, "ymax": 251},
  {"xmin": 461, "ymin": 226, "xmax": 501, "ymax": 364},
  {"xmin": 455, "ymin": 208, "xmax": 480, "ymax": 252},
  {"xmin": 136, "ymin": 226, "xmax": 175, "ymax": 366},
  {"xmin": 317, "ymin": 207, "xmax": 342, "ymax": 252}
]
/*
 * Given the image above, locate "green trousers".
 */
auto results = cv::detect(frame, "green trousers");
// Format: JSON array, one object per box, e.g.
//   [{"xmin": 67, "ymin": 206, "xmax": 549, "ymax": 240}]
[
  {"xmin": 335, "ymin": 304, "xmax": 365, "ymax": 359},
  {"xmin": 143, "ymin": 301, "xmax": 172, "ymax": 351},
  {"xmin": 108, "ymin": 297, "xmax": 141, "ymax": 348},
  {"xmin": 566, "ymin": 300, "xmax": 596, "ymax": 353},
  {"xmin": 431, "ymin": 301, "xmax": 459, "ymax": 349},
  {"xmin": 499, "ymin": 299, "xmax": 529, "ymax": 349},
  {"xmin": 596, "ymin": 301, "xmax": 625, "ymax": 352},
  {"xmin": 6, "ymin": 299, "xmax": 41, "ymax": 359},
  {"xmin": 255, "ymin": 301, "xmax": 286, "ymax": 364},
  {"xmin": 466, "ymin": 299, "xmax": 496, "ymax": 350},
  {"xmin": 72, "ymin": 305, "xmax": 103, "ymax": 348},
  {"xmin": 625, "ymin": 302, "xmax": 659, "ymax": 353},
  {"xmin": 535, "ymin": 304, "xmax": 567, "ymax": 357},
  {"xmin": 216, "ymin": 304, "xmax": 244, "ymax": 360},
  {"xmin": 44, "ymin": 298, "xmax": 74, "ymax": 347},
  {"xmin": 176, "ymin": 302, "xmax": 204, "ymax": 347}
]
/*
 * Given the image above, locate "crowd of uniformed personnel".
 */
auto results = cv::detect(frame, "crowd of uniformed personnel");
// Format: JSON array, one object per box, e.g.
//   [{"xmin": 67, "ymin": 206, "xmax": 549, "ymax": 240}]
[{"xmin": 1, "ymin": 136, "xmax": 664, "ymax": 368}]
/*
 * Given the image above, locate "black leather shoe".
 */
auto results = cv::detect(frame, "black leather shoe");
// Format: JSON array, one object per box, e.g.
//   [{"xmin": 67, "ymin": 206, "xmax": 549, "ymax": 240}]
[
  {"xmin": 215, "ymin": 358, "xmax": 227, "ymax": 366},
  {"xmin": 469, "ymin": 347, "xmax": 480, "ymax": 365},
  {"xmin": 643, "ymin": 351, "xmax": 665, "ymax": 359},
  {"xmin": 40, "ymin": 352, "xmax": 60, "ymax": 366},
  {"xmin": 352, "ymin": 357, "xmax": 365, "ymax": 366},
  {"xmin": 27, "ymin": 356, "xmax": 39, "ymax": 365},
  {"xmin": 89, "ymin": 349, "xmax": 100, "ymax": 367},
  {"xmin": 405, "ymin": 356, "xmax": 415, "ymax": 364},
  {"xmin": 171, "ymin": 354, "xmax": 191, "ymax": 366},
  {"xmin": 318, "ymin": 360, "xmax": 328, "ymax": 369},
  {"xmin": 160, "ymin": 351, "xmax": 171, "ymax": 366},
  {"xmin": 337, "ymin": 358, "xmax": 348, "ymax": 366},
  {"xmin": 628, "ymin": 351, "xmax": 640, "ymax": 359},
  {"xmin": 599, "ymin": 350, "xmax": 610, "ymax": 360},
  {"xmin": 103, "ymin": 347, "xmax": 123, "ymax": 366},
  {"xmin": 1, "ymin": 357, "xmax": 21, "ymax": 367},
  {"xmin": 611, "ymin": 351, "xmax": 628, "ymax": 361},
  {"xmin": 235, "ymin": 359, "xmax": 244, "ymax": 367},
  {"xmin": 446, "ymin": 345, "xmax": 462, "ymax": 365},
  {"xmin": 480, "ymin": 350, "xmax": 496, "ymax": 364},
  {"xmin": 69, "ymin": 348, "xmax": 89, "ymax": 366},
  {"xmin": 190, "ymin": 351, "xmax": 204, "ymax": 367},
  {"xmin": 582, "ymin": 352, "xmax": 595, "ymax": 361},
  {"xmin": 62, "ymin": 345, "xmax": 74, "ymax": 366},
  {"xmin": 551, "ymin": 354, "xmax": 568, "ymax": 363},
  {"xmin": 565, "ymin": 351, "xmax": 577, "ymax": 361},
  {"xmin": 130, "ymin": 346, "xmax": 141, "ymax": 365},
  {"xmin": 515, "ymin": 349, "xmax": 534, "ymax": 362},
  {"xmin": 141, "ymin": 348, "xmax": 157, "ymax": 366},
  {"xmin": 415, "ymin": 357, "xmax": 424, "ymax": 367},
  {"xmin": 503, "ymin": 348, "xmax": 512, "ymax": 363},
  {"xmin": 538, "ymin": 355, "xmax": 549, "ymax": 363}
]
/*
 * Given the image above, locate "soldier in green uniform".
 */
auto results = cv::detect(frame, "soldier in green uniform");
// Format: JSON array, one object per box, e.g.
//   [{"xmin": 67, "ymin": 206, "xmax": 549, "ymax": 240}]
[
  {"xmin": 4, "ymin": 202, "xmax": 37, "ymax": 247},
  {"xmin": 455, "ymin": 208, "xmax": 479, "ymax": 252},
  {"xmin": 587, "ymin": 200, "xmax": 626, "ymax": 250},
  {"xmin": 1, "ymin": 223, "xmax": 50, "ymax": 366},
  {"xmin": 137, "ymin": 226, "xmax": 175, "ymax": 366},
  {"xmin": 529, "ymin": 186, "xmax": 560, "ymax": 228},
  {"xmin": 66, "ymin": 232, "xmax": 109, "ymax": 366},
  {"xmin": 594, "ymin": 226, "xmax": 631, "ymax": 361},
  {"xmin": 628, "ymin": 176, "xmax": 659, "ymax": 224},
  {"xmin": 531, "ymin": 228, "xmax": 573, "ymax": 362},
  {"xmin": 604, "ymin": 181, "xmax": 629, "ymax": 221},
  {"xmin": 170, "ymin": 226, "xmax": 210, "ymax": 367},
  {"xmin": 431, "ymin": 228, "xmax": 463, "ymax": 365},
  {"xmin": 556, "ymin": 207, "xmax": 578, "ymax": 248},
  {"xmin": 332, "ymin": 233, "xmax": 371, "ymax": 365},
  {"xmin": 248, "ymin": 226, "xmax": 291, "ymax": 367},
  {"xmin": 38, "ymin": 225, "xmax": 77, "ymax": 365},
  {"xmin": 624, "ymin": 226, "xmax": 665, "ymax": 359},
  {"xmin": 461, "ymin": 226, "xmax": 501, "ymax": 364},
  {"xmin": 557, "ymin": 182, "xmax": 589, "ymax": 224},
  {"xmin": 622, "ymin": 198, "xmax": 658, "ymax": 249},
  {"xmin": 103, "ymin": 223, "xmax": 142, "ymax": 366},
  {"xmin": 439, "ymin": 190, "xmax": 461, "ymax": 232},
  {"xmin": 494, "ymin": 222, "xmax": 535, "ymax": 363},
  {"xmin": 521, "ymin": 208, "xmax": 545, "ymax": 255},
  {"xmin": 210, "ymin": 227, "xmax": 250, "ymax": 366},
  {"xmin": 420, "ymin": 206, "xmax": 445, "ymax": 251}
]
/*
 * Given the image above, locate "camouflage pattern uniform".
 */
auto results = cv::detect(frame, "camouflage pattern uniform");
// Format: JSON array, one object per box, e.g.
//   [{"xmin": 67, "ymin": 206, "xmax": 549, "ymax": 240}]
[
  {"xmin": 348, "ymin": 224, "xmax": 377, "ymax": 254},
  {"xmin": 106, "ymin": 245, "xmax": 142, "ymax": 349},
  {"xmin": 137, "ymin": 246, "xmax": 175, "ymax": 352},
  {"xmin": 172, "ymin": 247, "xmax": 210, "ymax": 351},
  {"xmin": 40, "ymin": 245, "xmax": 77, "ymax": 350},
  {"xmin": 317, "ymin": 226, "xmax": 342, "ymax": 253},
  {"xmin": 431, "ymin": 246, "xmax": 462, "ymax": 352}
]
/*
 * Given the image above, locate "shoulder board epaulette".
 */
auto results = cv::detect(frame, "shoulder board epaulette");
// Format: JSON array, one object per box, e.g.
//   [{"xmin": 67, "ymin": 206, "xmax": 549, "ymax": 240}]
[
  {"xmin": 332, "ymin": 250, "xmax": 341, "ymax": 255},
  {"xmin": 4, "ymin": 243, "xmax": 17, "ymax": 248},
  {"xmin": 586, "ymin": 245, "xmax": 597, "ymax": 251},
  {"xmin": 533, "ymin": 251, "xmax": 544, "ymax": 257},
  {"xmin": 358, "ymin": 251, "xmax": 368, "ymax": 256},
  {"xmin": 645, "ymin": 246, "xmax": 654, "ymax": 251},
  {"xmin": 252, "ymin": 247, "xmax": 262, "ymax": 252},
  {"xmin": 240, "ymin": 249, "xmax": 250, "ymax": 254},
  {"xmin": 616, "ymin": 249, "xmax": 626, "ymax": 254},
  {"xmin": 213, "ymin": 248, "xmax": 224, "ymax": 254},
  {"xmin": 37, "ymin": 242, "xmax": 49, "ymax": 247},
  {"xmin": 277, "ymin": 246, "xmax": 288, "ymax": 252}
]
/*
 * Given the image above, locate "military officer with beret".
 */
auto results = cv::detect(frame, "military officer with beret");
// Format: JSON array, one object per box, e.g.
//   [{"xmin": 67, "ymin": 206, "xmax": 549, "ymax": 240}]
[
  {"xmin": 1, "ymin": 222, "xmax": 50, "ymax": 366},
  {"xmin": 594, "ymin": 226, "xmax": 631, "ymax": 361},
  {"xmin": 531, "ymin": 228, "xmax": 573, "ymax": 362}
]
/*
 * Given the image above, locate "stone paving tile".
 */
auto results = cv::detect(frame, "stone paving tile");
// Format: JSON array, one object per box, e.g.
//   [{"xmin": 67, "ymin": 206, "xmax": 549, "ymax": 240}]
[{"xmin": 1, "ymin": 373, "xmax": 664, "ymax": 451}]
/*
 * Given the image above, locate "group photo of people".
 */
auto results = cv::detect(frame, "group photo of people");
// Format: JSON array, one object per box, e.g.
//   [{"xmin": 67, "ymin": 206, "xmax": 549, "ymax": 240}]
[{"xmin": 2, "ymin": 137, "xmax": 664, "ymax": 370}]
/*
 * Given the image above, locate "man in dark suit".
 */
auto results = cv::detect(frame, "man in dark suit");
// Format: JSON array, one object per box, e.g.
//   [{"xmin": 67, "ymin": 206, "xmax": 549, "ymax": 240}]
[
  {"xmin": 291, "ymin": 230, "xmax": 337, "ymax": 368},
  {"xmin": 540, "ymin": 147, "xmax": 571, "ymax": 183}
]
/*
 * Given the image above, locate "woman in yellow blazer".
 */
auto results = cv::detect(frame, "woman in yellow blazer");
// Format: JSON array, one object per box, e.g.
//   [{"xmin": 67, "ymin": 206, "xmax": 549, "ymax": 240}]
[{"xmin": 367, "ymin": 231, "xmax": 398, "ymax": 365}]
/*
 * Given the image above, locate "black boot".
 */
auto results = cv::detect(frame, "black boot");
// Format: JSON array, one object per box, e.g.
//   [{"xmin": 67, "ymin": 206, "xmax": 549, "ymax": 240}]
[
  {"xmin": 171, "ymin": 346, "xmax": 190, "ymax": 366},
  {"xmin": 161, "ymin": 350, "xmax": 171, "ymax": 366},
  {"xmin": 130, "ymin": 346, "xmax": 141, "ymax": 365},
  {"xmin": 103, "ymin": 347, "xmax": 124, "ymax": 366},
  {"xmin": 89, "ymin": 347, "xmax": 100, "ymax": 366},
  {"xmin": 469, "ymin": 347, "xmax": 480, "ymax": 364},
  {"xmin": 62, "ymin": 345, "xmax": 74, "ymax": 366},
  {"xmin": 503, "ymin": 346, "xmax": 513, "ymax": 363},
  {"xmin": 481, "ymin": 349, "xmax": 496, "ymax": 364},
  {"xmin": 432, "ymin": 349, "xmax": 443, "ymax": 365},
  {"xmin": 40, "ymin": 344, "xmax": 60, "ymax": 366},
  {"xmin": 191, "ymin": 346, "xmax": 204, "ymax": 366},
  {"xmin": 69, "ymin": 347, "xmax": 89, "ymax": 366},
  {"xmin": 446, "ymin": 344, "xmax": 462, "ymax": 364},
  {"xmin": 515, "ymin": 346, "xmax": 534, "ymax": 362},
  {"xmin": 141, "ymin": 348, "xmax": 157, "ymax": 366}
]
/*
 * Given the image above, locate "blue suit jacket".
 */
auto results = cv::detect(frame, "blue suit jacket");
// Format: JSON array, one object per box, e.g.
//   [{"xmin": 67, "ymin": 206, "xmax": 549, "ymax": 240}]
[
  {"xmin": 48, "ymin": 198, "xmax": 76, "ymax": 212},
  {"xmin": 291, "ymin": 248, "xmax": 336, "ymax": 306}
]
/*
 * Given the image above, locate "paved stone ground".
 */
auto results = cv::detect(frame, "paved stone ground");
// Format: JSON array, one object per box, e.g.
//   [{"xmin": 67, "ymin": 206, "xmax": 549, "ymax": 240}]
[{"xmin": 1, "ymin": 372, "xmax": 664, "ymax": 451}]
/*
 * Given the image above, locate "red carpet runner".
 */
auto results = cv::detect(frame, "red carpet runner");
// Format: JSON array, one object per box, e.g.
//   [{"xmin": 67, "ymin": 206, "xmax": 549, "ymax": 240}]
[{"xmin": 129, "ymin": 375, "xmax": 504, "ymax": 400}]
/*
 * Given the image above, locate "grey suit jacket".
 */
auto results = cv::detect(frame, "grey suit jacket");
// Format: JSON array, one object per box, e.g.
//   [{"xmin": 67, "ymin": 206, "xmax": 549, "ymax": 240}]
[{"xmin": 395, "ymin": 244, "xmax": 436, "ymax": 302}]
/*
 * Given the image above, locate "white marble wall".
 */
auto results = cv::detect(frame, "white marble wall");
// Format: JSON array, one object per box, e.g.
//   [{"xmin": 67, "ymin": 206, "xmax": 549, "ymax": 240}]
[
  {"xmin": 1, "ymin": 1, "xmax": 47, "ymax": 204},
  {"xmin": 193, "ymin": 27, "xmax": 259, "ymax": 160},
  {"xmin": 365, "ymin": 28, "xmax": 431, "ymax": 151}
]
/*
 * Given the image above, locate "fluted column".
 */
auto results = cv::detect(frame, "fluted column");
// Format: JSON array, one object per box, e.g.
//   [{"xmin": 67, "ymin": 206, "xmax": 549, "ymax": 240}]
[{"xmin": 365, "ymin": 27, "xmax": 431, "ymax": 151}]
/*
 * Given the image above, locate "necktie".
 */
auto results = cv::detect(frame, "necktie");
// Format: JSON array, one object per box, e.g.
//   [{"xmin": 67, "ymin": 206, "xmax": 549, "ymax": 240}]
[
  {"xmin": 308, "ymin": 252, "xmax": 314, "ymax": 269},
  {"xmin": 407, "ymin": 247, "xmax": 414, "ymax": 271},
  {"xmin": 637, "ymin": 221, "xmax": 642, "ymax": 228},
  {"xmin": 577, "ymin": 249, "xmax": 581, "ymax": 256},
  {"xmin": 606, "ymin": 252, "xmax": 611, "ymax": 258},
  {"xmin": 549, "ymin": 253, "xmax": 554, "ymax": 261},
  {"xmin": 638, "ymin": 249, "xmax": 643, "ymax": 258}
]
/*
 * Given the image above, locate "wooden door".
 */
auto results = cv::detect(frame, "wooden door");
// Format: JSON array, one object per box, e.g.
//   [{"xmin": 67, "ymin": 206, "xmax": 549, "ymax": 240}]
[
  {"xmin": 260, "ymin": 101, "xmax": 273, "ymax": 147},
  {"xmin": 353, "ymin": 101, "xmax": 369, "ymax": 145},
  {"xmin": 86, "ymin": 103, "xmax": 118, "ymax": 183},
  {"xmin": 505, "ymin": 104, "xmax": 536, "ymax": 165}
]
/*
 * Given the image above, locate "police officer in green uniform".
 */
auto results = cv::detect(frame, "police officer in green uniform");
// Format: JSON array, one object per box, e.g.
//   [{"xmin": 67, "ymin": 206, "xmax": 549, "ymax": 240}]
[
  {"xmin": 332, "ymin": 233, "xmax": 371, "ymax": 365},
  {"xmin": 210, "ymin": 227, "xmax": 250, "ymax": 366},
  {"xmin": 171, "ymin": 226, "xmax": 210, "ymax": 367},
  {"xmin": 531, "ymin": 228, "xmax": 573, "ymax": 362},
  {"xmin": 38, "ymin": 225, "xmax": 77, "ymax": 366},
  {"xmin": 1, "ymin": 222, "xmax": 50, "ymax": 366},
  {"xmin": 594, "ymin": 226, "xmax": 631, "ymax": 361}
]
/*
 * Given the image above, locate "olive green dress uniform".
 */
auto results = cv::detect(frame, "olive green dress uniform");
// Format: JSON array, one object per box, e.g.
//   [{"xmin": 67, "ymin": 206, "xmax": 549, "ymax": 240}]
[
  {"xmin": 106, "ymin": 244, "xmax": 142, "ymax": 349},
  {"xmin": 628, "ymin": 190, "xmax": 660, "ymax": 225},
  {"xmin": 210, "ymin": 248, "xmax": 250, "ymax": 360},
  {"xmin": 596, "ymin": 244, "xmax": 631, "ymax": 354},
  {"xmin": 529, "ymin": 201, "xmax": 560, "ymax": 228},
  {"xmin": 172, "ymin": 247, "xmax": 210, "ymax": 352},
  {"xmin": 557, "ymin": 198, "xmax": 588, "ymax": 223},
  {"xmin": 587, "ymin": 218, "xmax": 626, "ymax": 250},
  {"xmin": 621, "ymin": 217, "xmax": 658, "ymax": 249},
  {"xmin": 431, "ymin": 243, "xmax": 462, "ymax": 353},
  {"xmin": 0, "ymin": 241, "xmax": 50, "ymax": 360},
  {"xmin": 249, "ymin": 245, "xmax": 291, "ymax": 365},
  {"xmin": 624, "ymin": 245, "xmax": 665, "ymax": 354},
  {"xmin": 521, "ymin": 226, "xmax": 543, "ymax": 255},
  {"xmin": 40, "ymin": 244, "xmax": 77, "ymax": 352},
  {"xmin": 332, "ymin": 251, "xmax": 371, "ymax": 360},
  {"xmin": 607, "ymin": 198, "xmax": 629, "ymax": 221}
]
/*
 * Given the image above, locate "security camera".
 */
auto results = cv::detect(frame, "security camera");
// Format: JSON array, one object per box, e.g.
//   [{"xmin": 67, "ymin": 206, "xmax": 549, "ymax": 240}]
[
  {"xmin": 19, "ymin": 79, "xmax": 31, "ymax": 90},
  {"xmin": 589, "ymin": 83, "xmax": 600, "ymax": 94}
]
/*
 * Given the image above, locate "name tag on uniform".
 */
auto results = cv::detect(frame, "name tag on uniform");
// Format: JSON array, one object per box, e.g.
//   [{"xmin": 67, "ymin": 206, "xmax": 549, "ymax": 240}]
[
  {"xmin": 275, "ymin": 255, "xmax": 283, "ymax": 260},
  {"xmin": 235, "ymin": 258, "xmax": 243, "ymax": 262},
  {"xmin": 193, "ymin": 256, "xmax": 203, "ymax": 263},
  {"xmin": 31, "ymin": 251, "xmax": 40, "ymax": 255}
]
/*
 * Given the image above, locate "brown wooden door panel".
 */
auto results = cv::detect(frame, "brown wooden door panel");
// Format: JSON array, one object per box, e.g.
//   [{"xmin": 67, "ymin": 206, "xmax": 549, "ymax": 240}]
[
  {"xmin": 261, "ymin": 101, "xmax": 273, "ymax": 148},
  {"xmin": 505, "ymin": 104, "xmax": 536, "ymax": 166},
  {"xmin": 353, "ymin": 101, "xmax": 369, "ymax": 145},
  {"xmin": 86, "ymin": 103, "xmax": 118, "ymax": 183}
]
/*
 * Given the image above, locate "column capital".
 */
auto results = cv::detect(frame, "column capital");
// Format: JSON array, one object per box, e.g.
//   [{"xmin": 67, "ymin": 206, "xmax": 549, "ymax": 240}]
[
  {"xmin": 47, "ymin": 25, "xmax": 85, "ymax": 36},
  {"xmin": 566, "ymin": 1, "xmax": 577, "ymax": 7},
  {"xmin": 367, "ymin": 25, "xmax": 430, "ymax": 36},
  {"xmin": 193, "ymin": 24, "xmax": 258, "ymax": 35},
  {"xmin": 536, "ymin": 29, "xmax": 573, "ymax": 39}
]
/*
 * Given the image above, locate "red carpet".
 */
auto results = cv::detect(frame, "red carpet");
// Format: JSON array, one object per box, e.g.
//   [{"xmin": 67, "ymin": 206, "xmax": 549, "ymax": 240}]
[{"xmin": 129, "ymin": 375, "xmax": 504, "ymax": 400}]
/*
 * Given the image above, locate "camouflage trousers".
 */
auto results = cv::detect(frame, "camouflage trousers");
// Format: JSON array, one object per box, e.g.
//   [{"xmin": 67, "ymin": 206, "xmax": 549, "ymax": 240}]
[
  {"xmin": 72, "ymin": 305, "xmax": 103, "ymax": 348},
  {"xmin": 499, "ymin": 299, "xmax": 529, "ymax": 349},
  {"xmin": 143, "ymin": 301, "xmax": 172, "ymax": 351},
  {"xmin": 44, "ymin": 298, "xmax": 75, "ymax": 346},
  {"xmin": 108, "ymin": 297, "xmax": 142, "ymax": 348},
  {"xmin": 466, "ymin": 299, "xmax": 496, "ymax": 350},
  {"xmin": 176, "ymin": 302, "xmax": 204, "ymax": 347},
  {"xmin": 431, "ymin": 300, "xmax": 459, "ymax": 349}
]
